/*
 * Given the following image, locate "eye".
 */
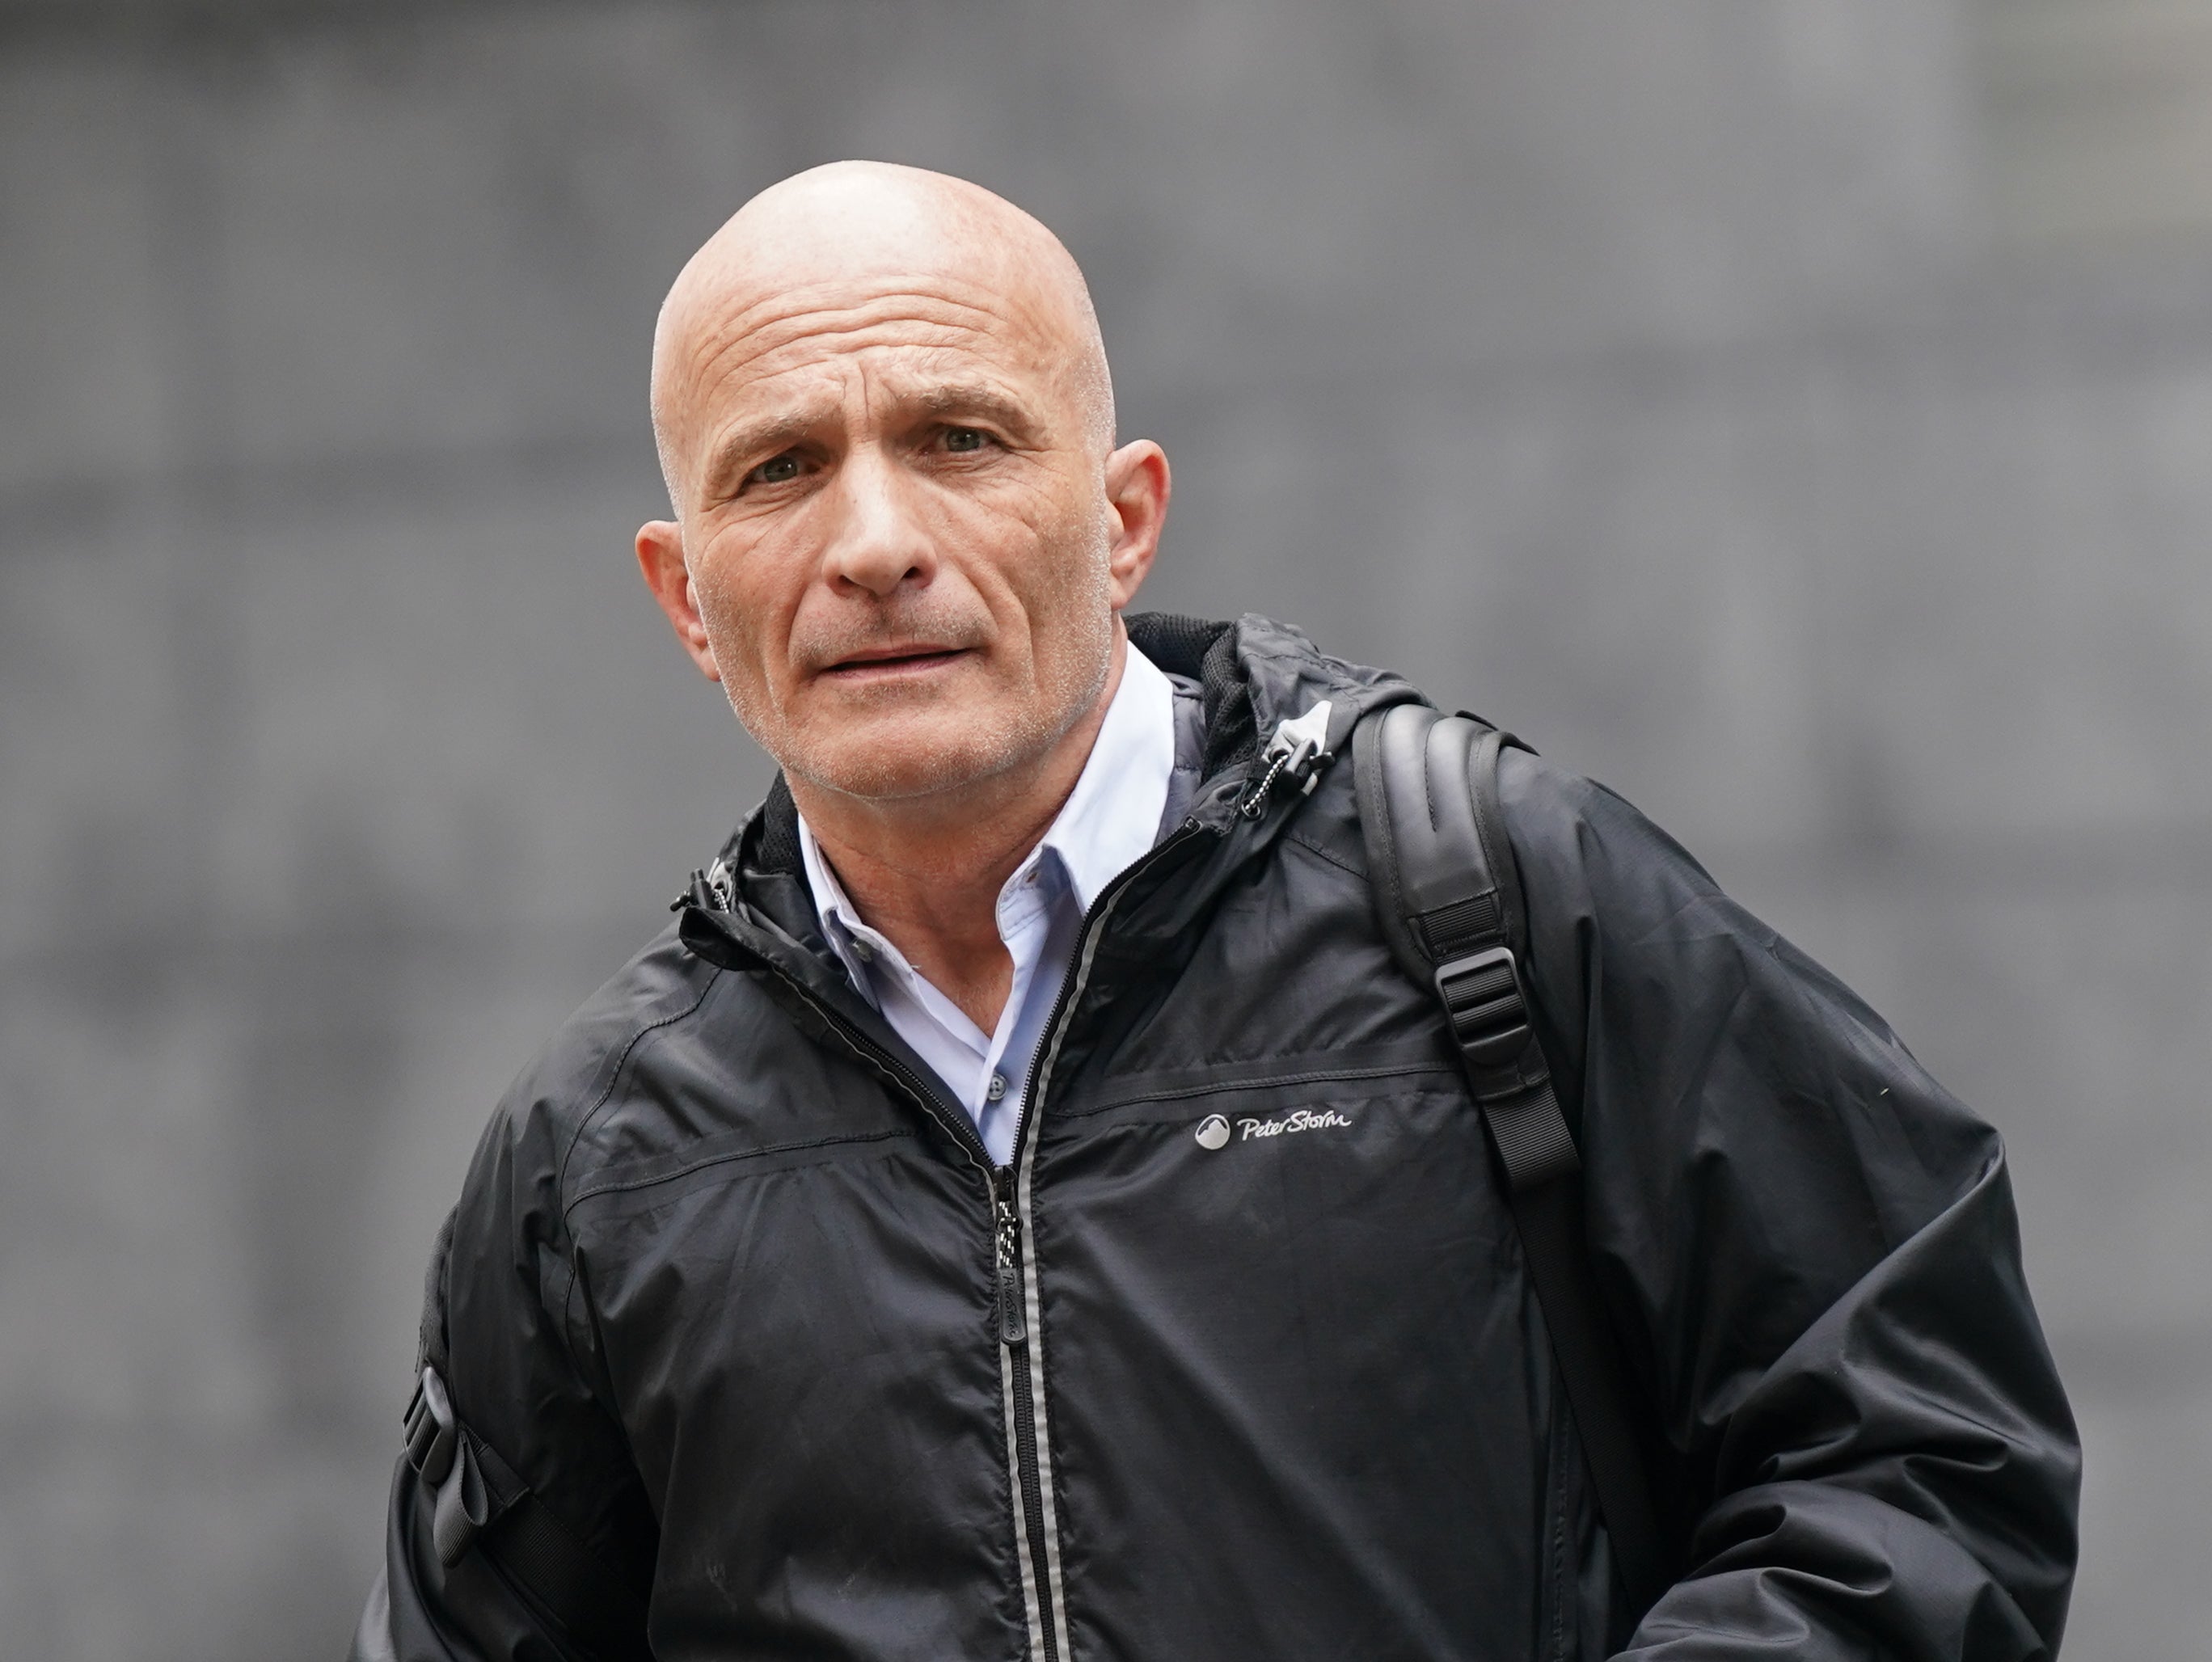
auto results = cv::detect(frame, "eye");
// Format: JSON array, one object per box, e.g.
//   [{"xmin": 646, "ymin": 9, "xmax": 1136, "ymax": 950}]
[
  {"xmin": 745, "ymin": 453, "xmax": 804, "ymax": 488},
  {"xmin": 942, "ymin": 426, "xmax": 990, "ymax": 453}
]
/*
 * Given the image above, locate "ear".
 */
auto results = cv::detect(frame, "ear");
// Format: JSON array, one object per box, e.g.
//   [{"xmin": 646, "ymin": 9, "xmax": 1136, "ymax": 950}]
[
  {"xmin": 635, "ymin": 519, "xmax": 722, "ymax": 682},
  {"xmin": 1102, "ymin": 440, "xmax": 1171, "ymax": 611}
]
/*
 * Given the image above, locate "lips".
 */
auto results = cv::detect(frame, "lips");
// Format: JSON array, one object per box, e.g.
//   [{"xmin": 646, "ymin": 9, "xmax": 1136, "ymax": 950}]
[{"xmin": 818, "ymin": 644, "xmax": 971, "ymax": 677}]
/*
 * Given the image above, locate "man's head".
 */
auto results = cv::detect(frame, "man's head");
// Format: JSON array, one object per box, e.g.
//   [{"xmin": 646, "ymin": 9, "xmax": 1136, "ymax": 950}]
[{"xmin": 636, "ymin": 162, "xmax": 1169, "ymax": 812}]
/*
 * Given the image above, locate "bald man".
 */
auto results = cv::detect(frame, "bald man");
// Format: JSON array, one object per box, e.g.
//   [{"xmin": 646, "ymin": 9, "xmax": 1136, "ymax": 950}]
[
  {"xmin": 354, "ymin": 164, "xmax": 2077, "ymax": 1662},
  {"xmin": 634, "ymin": 164, "xmax": 1166, "ymax": 1047}
]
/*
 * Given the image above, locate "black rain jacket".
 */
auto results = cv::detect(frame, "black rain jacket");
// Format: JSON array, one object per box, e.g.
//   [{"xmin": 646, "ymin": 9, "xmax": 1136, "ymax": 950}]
[{"xmin": 354, "ymin": 613, "xmax": 2079, "ymax": 1662}]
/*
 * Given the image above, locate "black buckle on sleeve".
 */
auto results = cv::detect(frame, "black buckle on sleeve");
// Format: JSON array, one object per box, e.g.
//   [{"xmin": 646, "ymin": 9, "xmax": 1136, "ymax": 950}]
[
  {"xmin": 1433, "ymin": 946, "xmax": 1533, "ymax": 1072},
  {"xmin": 403, "ymin": 1364, "xmax": 492, "ymax": 1565},
  {"xmin": 403, "ymin": 1365, "xmax": 459, "ymax": 1487}
]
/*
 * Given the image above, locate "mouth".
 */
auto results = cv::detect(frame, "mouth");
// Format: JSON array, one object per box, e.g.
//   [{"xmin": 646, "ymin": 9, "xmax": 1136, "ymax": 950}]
[{"xmin": 818, "ymin": 644, "xmax": 973, "ymax": 681}]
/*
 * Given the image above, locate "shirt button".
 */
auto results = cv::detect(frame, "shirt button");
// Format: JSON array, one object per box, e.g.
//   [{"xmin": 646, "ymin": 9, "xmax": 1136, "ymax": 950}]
[
  {"xmin": 851, "ymin": 939, "xmax": 875, "ymax": 964},
  {"xmin": 986, "ymin": 1073, "xmax": 1008, "ymax": 1102}
]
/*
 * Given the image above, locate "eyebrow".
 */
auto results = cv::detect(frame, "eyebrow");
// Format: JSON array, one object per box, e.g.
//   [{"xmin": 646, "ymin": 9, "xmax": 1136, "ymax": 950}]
[
  {"xmin": 699, "ymin": 410, "xmax": 825, "ymax": 503},
  {"xmin": 903, "ymin": 380, "xmax": 1043, "ymax": 441},
  {"xmin": 699, "ymin": 379, "xmax": 1047, "ymax": 500}
]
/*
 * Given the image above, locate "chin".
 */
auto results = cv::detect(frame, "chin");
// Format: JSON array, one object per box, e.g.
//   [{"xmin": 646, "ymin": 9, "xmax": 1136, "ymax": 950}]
[{"xmin": 786, "ymin": 709, "xmax": 1042, "ymax": 804}]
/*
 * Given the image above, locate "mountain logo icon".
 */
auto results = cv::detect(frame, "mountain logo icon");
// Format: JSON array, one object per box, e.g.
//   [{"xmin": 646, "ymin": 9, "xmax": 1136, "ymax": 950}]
[{"xmin": 1193, "ymin": 1114, "xmax": 1231, "ymax": 1150}]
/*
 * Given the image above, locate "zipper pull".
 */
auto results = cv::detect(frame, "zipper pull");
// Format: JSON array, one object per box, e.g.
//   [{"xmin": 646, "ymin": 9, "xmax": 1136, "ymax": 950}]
[
  {"xmin": 994, "ymin": 1171, "xmax": 1027, "ymax": 1347},
  {"xmin": 997, "ymin": 1261, "xmax": 1027, "ymax": 1346},
  {"xmin": 674, "ymin": 858, "xmax": 736, "ymax": 913},
  {"xmin": 1238, "ymin": 698, "xmax": 1336, "ymax": 819}
]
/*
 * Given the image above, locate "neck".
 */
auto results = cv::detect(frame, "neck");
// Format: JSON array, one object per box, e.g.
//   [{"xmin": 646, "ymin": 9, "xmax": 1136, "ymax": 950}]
[{"xmin": 792, "ymin": 635, "xmax": 1127, "ymax": 1032}]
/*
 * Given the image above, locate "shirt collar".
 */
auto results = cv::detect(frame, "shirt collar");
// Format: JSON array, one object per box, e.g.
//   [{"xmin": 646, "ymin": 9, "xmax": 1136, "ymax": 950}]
[
  {"xmin": 1031, "ymin": 640, "xmax": 1175, "ymax": 915},
  {"xmin": 796, "ymin": 640, "xmax": 1177, "ymax": 972}
]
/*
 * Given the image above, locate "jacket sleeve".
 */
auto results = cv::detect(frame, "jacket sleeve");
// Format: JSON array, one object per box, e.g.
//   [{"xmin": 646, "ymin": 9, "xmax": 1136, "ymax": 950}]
[
  {"xmin": 350, "ymin": 1092, "xmax": 658, "ymax": 1662},
  {"xmin": 1497, "ymin": 751, "xmax": 2081, "ymax": 1661}
]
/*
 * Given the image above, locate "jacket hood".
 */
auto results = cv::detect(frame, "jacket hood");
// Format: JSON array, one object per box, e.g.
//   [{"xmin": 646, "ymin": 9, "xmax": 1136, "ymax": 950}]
[{"xmin": 1122, "ymin": 610, "xmax": 1421, "ymax": 785}]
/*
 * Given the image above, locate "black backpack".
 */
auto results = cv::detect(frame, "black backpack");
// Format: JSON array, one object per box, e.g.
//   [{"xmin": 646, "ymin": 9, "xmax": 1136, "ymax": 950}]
[
  {"xmin": 1354, "ymin": 702, "xmax": 1675, "ymax": 1615},
  {"xmin": 388, "ymin": 702, "xmax": 1676, "ymax": 1653}
]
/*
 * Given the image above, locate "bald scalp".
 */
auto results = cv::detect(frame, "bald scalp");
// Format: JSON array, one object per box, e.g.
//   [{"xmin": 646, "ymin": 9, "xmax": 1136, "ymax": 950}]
[{"xmin": 650, "ymin": 161, "xmax": 1115, "ymax": 511}]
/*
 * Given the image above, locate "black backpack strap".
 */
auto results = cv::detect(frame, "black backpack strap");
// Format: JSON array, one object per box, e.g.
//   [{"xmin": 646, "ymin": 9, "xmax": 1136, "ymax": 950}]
[
  {"xmin": 404, "ymin": 1204, "xmax": 655, "ymax": 1662},
  {"xmin": 1354, "ymin": 703, "xmax": 1671, "ymax": 1617}
]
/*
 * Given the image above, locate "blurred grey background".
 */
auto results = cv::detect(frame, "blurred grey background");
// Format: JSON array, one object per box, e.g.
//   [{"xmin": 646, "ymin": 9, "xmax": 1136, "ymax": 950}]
[{"xmin": 1, "ymin": 1, "xmax": 2206, "ymax": 1656}]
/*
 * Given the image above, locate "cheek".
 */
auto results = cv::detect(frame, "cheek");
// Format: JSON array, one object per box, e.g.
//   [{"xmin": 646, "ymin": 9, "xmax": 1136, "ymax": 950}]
[
  {"xmin": 688, "ymin": 533, "xmax": 790, "ymax": 670},
  {"xmin": 1004, "ymin": 509, "xmax": 1114, "ymax": 683},
  {"xmin": 969, "ymin": 483, "xmax": 1108, "ymax": 610}
]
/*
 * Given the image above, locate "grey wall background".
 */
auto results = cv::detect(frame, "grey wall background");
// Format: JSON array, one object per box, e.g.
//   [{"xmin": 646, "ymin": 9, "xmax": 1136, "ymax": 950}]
[{"xmin": 2, "ymin": 2, "xmax": 2207, "ymax": 1656}]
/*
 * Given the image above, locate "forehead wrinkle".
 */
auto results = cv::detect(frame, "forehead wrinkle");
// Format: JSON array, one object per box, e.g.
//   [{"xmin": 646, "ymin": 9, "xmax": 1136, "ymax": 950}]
[
  {"xmin": 714, "ymin": 276, "xmax": 1019, "ymax": 343},
  {"xmin": 676, "ymin": 225, "xmax": 1074, "ymax": 363},
  {"xmin": 690, "ymin": 286, "xmax": 1057, "ymax": 406},
  {"xmin": 695, "ymin": 310, "xmax": 1005, "ymax": 397}
]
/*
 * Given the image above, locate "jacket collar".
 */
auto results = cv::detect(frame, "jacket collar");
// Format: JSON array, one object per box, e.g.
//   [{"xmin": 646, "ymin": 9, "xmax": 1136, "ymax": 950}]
[
  {"xmin": 685, "ymin": 612, "xmax": 1423, "ymax": 958},
  {"xmin": 1126, "ymin": 611, "xmax": 1422, "ymax": 788}
]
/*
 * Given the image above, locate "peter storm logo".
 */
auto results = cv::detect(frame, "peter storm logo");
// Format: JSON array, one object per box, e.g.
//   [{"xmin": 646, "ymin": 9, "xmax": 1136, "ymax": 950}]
[{"xmin": 1193, "ymin": 1108, "xmax": 1352, "ymax": 1149}]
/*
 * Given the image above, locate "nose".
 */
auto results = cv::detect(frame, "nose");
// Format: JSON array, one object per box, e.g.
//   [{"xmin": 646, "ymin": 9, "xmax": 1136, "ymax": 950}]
[{"xmin": 821, "ymin": 444, "xmax": 937, "ymax": 598}]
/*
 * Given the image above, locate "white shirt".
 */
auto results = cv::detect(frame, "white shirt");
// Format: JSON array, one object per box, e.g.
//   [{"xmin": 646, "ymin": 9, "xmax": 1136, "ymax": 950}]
[{"xmin": 796, "ymin": 643, "xmax": 1178, "ymax": 1166}]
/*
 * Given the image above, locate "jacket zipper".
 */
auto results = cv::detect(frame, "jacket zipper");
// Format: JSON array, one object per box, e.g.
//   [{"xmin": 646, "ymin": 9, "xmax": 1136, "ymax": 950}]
[
  {"xmin": 990, "ymin": 819, "xmax": 1209, "ymax": 1662},
  {"xmin": 990, "ymin": 752, "xmax": 1332, "ymax": 1655},
  {"xmin": 993, "ymin": 1160, "xmax": 1062, "ymax": 1661},
  {"xmin": 734, "ymin": 968, "xmax": 1075, "ymax": 1649},
  {"xmin": 702, "ymin": 817, "xmax": 1211, "ymax": 1662}
]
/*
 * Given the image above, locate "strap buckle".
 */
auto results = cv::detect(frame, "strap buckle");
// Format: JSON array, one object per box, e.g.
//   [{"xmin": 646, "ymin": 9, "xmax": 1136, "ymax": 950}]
[
  {"xmin": 403, "ymin": 1365, "xmax": 458, "ymax": 1487},
  {"xmin": 1433, "ymin": 946, "xmax": 1533, "ymax": 1073},
  {"xmin": 403, "ymin": 1364, "xmax": 493, "ymax": 1566}
]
